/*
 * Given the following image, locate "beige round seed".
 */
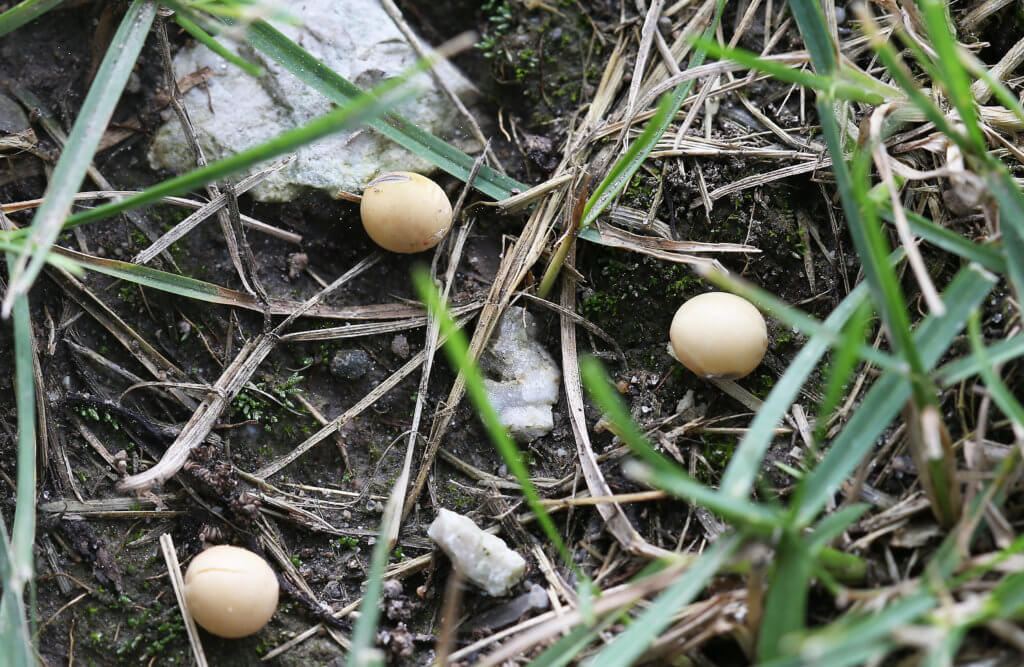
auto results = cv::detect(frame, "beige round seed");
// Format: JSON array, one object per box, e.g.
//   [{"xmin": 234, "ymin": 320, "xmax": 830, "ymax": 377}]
[
  {"xmin": 183, "ymin": 545, "xmax": 278, "ymax": 638},
  {"xmin": 670, "ymin": 292, "xmax": 768, "ymax": 380},
  {"xmin": 360, "ymin": 172, "xmax": 453, "ymax": 253}
]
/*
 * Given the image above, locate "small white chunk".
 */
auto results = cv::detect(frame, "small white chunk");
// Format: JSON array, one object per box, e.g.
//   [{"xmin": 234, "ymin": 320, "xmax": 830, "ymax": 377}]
[
  {"xmin": 427, "ymin": 509, "xmax": 526, "ymax": 596},
  {"xmin": 481, "ymin": 307, "xmax": 561, "ymax": 442}
]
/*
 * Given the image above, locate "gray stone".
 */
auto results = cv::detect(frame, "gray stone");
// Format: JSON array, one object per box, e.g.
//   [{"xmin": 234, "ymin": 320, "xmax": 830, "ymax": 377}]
[
  {"xmin": 0, "ymin": 95, "xmax": 29, "ymax": 134},
  {"xmin": 330, "ymin": 349, "xmax": 372, "ymax": 380},
  {"xmin": 481, "ymin": 307, "xmax": 560, "ymax": 442},
  {"xmin": 148, "ymin": 0, "xmax": 481, "ymax": 202}
]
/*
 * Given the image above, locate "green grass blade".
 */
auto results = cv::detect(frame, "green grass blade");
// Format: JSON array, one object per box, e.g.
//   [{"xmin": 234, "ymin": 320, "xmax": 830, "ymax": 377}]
[
  {"xmin": 590, "ymin": 533, "xmax": 741, "ymax": 667},
  {"xmin": 170, "ymin": 5, "xmax": 265, "ymax": 76},
  {"xmin": 759, "ymin": 531, "xmax": 813, "ymax": 661},
  {"xmin": 527, "ymin": 615, "xmax": 620, "ymax": 667},
  {"xmin": 806, "ymin": 504, "xmax": 869, "ymax": 555},
  {"xmin": 581, "ymin": 0, "xmax": 726, "ymax": 229},
  {"xmin": 0, "ymin": 0, "xmax": 64, "ymax": 38},
  {"xmin": 579, "ymin": 356, "xmax": 784, "ymax": 532},
  {"xmin": 967, "ymin": 312, "xmax": 1024, "ymax": 428},
  {"xmin": 694, "ymin": 38, "xmax": 884, "ymax": 104},
  {"xmin": 345, "ymin": 510, "xmax": 390, "ymax": 667},
  {"xmin": 42, "ymin": 76, "xmax": 412, "ymax": 233},
  {"xmin": 0, "ymin": 255, "xmax": 38, "ymax": 666},
  {"xmin": 236, "ymin": 17, "xmax": 522, "ymax": 200},
  {"xmin": 937, "ymin": 335, "xmax": 1024, "ymax": 386},
  {"xmin": 819, "ymin": 106, "xmax": 926, "ymax": 388},
  {"xmin": 916, "ymin": 0, "xmax": 987, "ymax": 152},
  {"xmin": 813, "ymin": 301, "xmax": 871, "ymax": 444},
  {"xmin": 792, "ymin": 264, "xmax": 996, "ymax": 526},
  {"xmin": 763, "ymin": 593, "xmax": 934, "ymax": 667},
  {"xmin": 759, "ymin": 506, "xmax": 866, "ymax": 660},
  {"xmin": 984, "ymin": 170, "xmax": 1024, "ymax": 301},
  {"xmin": 787, "ymin": 0, "xmax": 837, "ymax": 75},
  {"xmin": 719, "ymin": 273, "xmax": 881, "ymax": 500},
  {"xmin": 886, "ymin": 208, "xmax": 1007, "ymax": 273},
  {"xmin": 5, "ymin": 0, "xmax": 157, "ymax": 312},
  {"xmin": 411, "ymin": 267, "xmax": 576, "ymax": 568},
  {"xmin": 700, "ymin": 266, "xmax": 903, "ymax": 374}
]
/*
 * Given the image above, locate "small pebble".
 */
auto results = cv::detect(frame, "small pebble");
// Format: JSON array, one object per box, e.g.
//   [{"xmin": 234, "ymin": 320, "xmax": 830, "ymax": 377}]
[
  {"xmin": 330, "ymin": 349, "xmax": 372, "ymax": 380},
  {"xmin": 391, "ymin": 334, "xmax": 410, "ymax": 359}
]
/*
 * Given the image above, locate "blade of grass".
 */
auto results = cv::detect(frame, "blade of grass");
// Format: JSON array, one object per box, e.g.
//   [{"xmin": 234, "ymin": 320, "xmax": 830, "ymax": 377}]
[
  {"xmin": 234, "ymin": 17, "xmax": 522, "ymax": 200},
  {"xmin": 792, "ymin": 264, "xmax": 996, "ymax": 526},
  {"xmin": 937, "ymin": 335, "xmax": 1024, "ymax": 386},
  {"xmin": 527, "ymin": 615, "xmax": 620, "ymax": 667},
  {"xmin": 787, "ymin": 0, "xmax": 837, "ymax": 75},
  {"xmin": 882, "ymin": 208, "xmax": 1007, "ymax": 274},
  {"xmin": 345, "ymin": 509, "xmax": 390, "ymax": 667},
  {"xmin": 984, "ymin": 169, "xmax": 1024, "ymax": 302},
  {"xmin": 967, "ymin": 311, "xmax": 1024, "ymax": 428},
  {"xmin": 589, "ymin": 533, "xmax": 741, "ymax": 667},
  {"xmin": 411, "ymin": 267, "xmax": 576, "ymax": 569},
  {"xmin": 916, "ymin": 0, "xmax": 987, "ymax": 153},
  {"xmin": 4, "ymin": 0, "xmax": 157, "ymax": 313},
  {"xmin": 0, "ymin": 0, "xmax": 64, "ymax": 38},
  {"xmin": 693, "ymin": 38, "xmax": 885, "ymax": 104},
  {"xmin": 758, "ymin": 531, "xmax": 813, "ymax": 661},
  {"xmin": 759, "ymin": 505, "xmax": 867, "ymax": 661},
  {"xmin": 0, "ymin": 255, "xmax": 37, "ymax": 665},
  {"xmin": 579, "ymin": 356, "xmax": 784, "ymax": 532},
  {"xmin": 29, "ymin": 74, "xmax": 415, "ymax": 234},
  {"xmin": 169, "ymin": 4, "xmax": 265, "ymax": 76},
  {"xmin": 719, "ymin": 266, "xmax": 885, "ymax": 499},
  {"xmin": 761, "ymin": 593, "xmax": 935, "ymax": 667},
  {"xmin": 813, "ymin": 301, "xmax": 872, "ymax": 445},
  {"xmin": 580, "ymin": 0, "xmax": 726, "ymax": 230}
]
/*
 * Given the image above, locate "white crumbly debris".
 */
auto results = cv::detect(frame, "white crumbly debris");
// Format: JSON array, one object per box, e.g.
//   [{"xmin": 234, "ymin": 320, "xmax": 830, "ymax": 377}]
[
  {"xmin": 427, "ymin": 509, "xmax": 526, "ymax": 596},
  {"xmin": 148, "ymin": 0, "xmax": 480, "ymax": 202},
  {"xmin": 481, "ymin": 307, "xmax": 561, "ymax": 442}
]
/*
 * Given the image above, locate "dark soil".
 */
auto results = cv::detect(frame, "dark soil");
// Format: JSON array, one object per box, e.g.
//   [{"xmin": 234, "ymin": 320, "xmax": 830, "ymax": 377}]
[{"xmin": 0, "ymin": 1, "xmax": 984, "ymax": 665}]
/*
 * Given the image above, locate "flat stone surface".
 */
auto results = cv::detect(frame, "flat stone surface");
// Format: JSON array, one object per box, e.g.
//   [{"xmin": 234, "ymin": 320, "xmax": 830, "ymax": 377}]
[{"xmin": 149, "ymin": 0, "xmax": 480, "ymax": 202}]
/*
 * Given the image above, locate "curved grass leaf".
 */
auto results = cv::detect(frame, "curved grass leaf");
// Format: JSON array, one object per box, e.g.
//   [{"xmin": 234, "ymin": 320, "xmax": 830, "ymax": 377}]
[
  {"xmin": 581, "ymin": 0, "xmax": 726, "ymax": 229},
  {"xmin": 236, "ymin": 17, "xmax": 522, "ymax": 201},
  {"xmin": 590, "ymin": 533, "xmax": 741, "ymax": 667},
  {"xmin": 412, "ymin": 267, "xmax": 576, "ymax": 569},
  {"xmin": 5, "ymin": 0, "xmax": 157, "ymax": 312},
  {"xmin": 793, "ymin": 264, "xmax": 996, "ymax": 526},
  {"xmin": 937, "ymin": 335, "xmax": 1024, "ymax": 386},
  {"xmin": 346, "ymin": 509, "xmax": 390, "ymax": 667},
  {"xmin": 759, "ymin": 531, "xmax": 813, "ymax": 661},
  {"xmin": 694, "ymin": 38, "xmax": 885, "ymax": 104},
  {"xmin": 170, "ymin": 5, "xmax": 264, "ymax": 76},
  {"xmin": 40, "ymin": 79, "xmax": 413, "ymax": 233},
  {"xmin": 579, "ymin": 356, "xmax": 783, "ymax": 532},
  {"xmin": 967, "ymin": 312, "xmax": 1024, "ymax": 428},
  {"xmin": 0, "ymin": 0, "xmax": 64, "ymax": 38}
]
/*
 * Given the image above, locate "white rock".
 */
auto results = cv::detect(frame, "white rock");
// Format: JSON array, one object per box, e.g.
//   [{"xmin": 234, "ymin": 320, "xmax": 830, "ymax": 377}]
[
  {"xmin": 148, "ymin": 0, "xmax": 480, "ymax": 202},
  {"xmin": 481, "ymin": 307, "xmax": 560, "ymax": 442},
  {"xmin": 427, "ymin": 509, "xmax": 525, "ymax": 596}
]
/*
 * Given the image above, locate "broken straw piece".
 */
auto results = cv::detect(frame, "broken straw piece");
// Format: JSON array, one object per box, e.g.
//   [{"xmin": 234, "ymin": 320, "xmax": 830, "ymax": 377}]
[{"xmin": 427, "ymin": 509, "xmax": 526, "ymax": 596}]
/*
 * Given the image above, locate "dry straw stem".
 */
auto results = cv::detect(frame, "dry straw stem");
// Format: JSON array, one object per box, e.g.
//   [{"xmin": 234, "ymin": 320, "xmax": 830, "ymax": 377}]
[
  {"xmin": 383, "ymin": 148, "xmax": 485, "ymax": 549},
  {"xmin": 159, "ymin": 534, "xmax": 209, "ymax": 667},
  {"xmin": 255, "ymin": 313, "xmax": 475, "ymax": 479},
  {"xmin": 119, "ymin": 254, "xmax": 380, "ymax": 491},
  {"xmin": 0, "ymin": 191, "xmax": 302, "ymax": 244},
  {"xmin": 133, "ymin": 157, "xmax": 296, "ymax": 264},
  {"xmin": 560, "ymin": 240, "xmax": 671, "ymax": 559}
]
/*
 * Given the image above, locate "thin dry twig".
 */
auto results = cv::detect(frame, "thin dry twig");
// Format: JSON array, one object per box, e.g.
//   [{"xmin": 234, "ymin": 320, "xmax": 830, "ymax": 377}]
[{"xmin": 159, "ymin": 533, "xmax": 209, "ymax": 667}]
